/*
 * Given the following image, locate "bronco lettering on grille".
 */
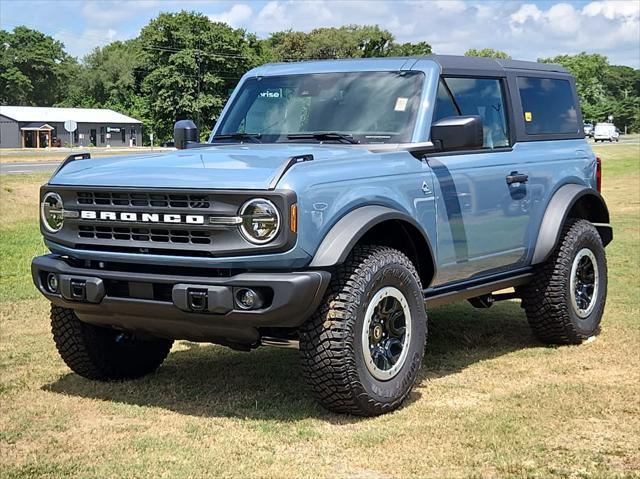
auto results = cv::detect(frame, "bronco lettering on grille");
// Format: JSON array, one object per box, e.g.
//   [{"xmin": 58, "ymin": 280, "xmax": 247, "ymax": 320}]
[{"xmin": 80, "ymin": 210, "xmax": 205, "ymax": 224}]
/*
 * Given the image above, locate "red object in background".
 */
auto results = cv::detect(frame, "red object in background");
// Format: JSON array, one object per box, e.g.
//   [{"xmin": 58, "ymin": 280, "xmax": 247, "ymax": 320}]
[{"xmin": 596, "ymin": 156, "xmax": 602, "ymax": 192}]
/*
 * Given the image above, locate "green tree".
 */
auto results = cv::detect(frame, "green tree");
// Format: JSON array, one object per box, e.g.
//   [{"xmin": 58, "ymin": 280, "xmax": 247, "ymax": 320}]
[
  {"xmin": 265, "ymin": 26, "xmax": 432, "ymax": 61},
  {"xmin": 60, "ymin": 40, "xmax": 142, "ymax": 110},
  {"xmin": 264, "ymin": 30, "xmax": 310, "ymax": 61},
  {"xmin": 136, "ymin": 11, "xmax": 262, "ymax": 141},
  {"xmin": 602, "ymin": 65, "xmax": 640, "ymax": 100},
  {"xmin": 388, "ymin": 41, "xmax": 432, "ymax": 57},
  {"xmin": 0, "ymin": 26, "xmax": 77, "ymax": 106},
  {"xmin": 464, "ymin": 48, "xmax": 511, "ymax": 59}
]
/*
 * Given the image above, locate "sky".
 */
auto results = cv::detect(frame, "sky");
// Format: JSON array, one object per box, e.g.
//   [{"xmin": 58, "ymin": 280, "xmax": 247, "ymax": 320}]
[{"xmin": 1, "ymin": 0, "xmax": 639, "ymax": 67}]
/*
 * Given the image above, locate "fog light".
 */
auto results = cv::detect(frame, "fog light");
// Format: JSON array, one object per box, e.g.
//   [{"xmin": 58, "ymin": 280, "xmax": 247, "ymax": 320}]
[
  {"xmin": 46, "ymin": 273, "xmax": 59, "ymax": 293},
  {"xmin": 235, "ymin": 288, "xmax": 261, "ymax": 310}
]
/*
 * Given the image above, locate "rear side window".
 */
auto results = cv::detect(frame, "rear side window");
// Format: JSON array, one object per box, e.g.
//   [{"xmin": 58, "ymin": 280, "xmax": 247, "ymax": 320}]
[
  {"xmin": 433, "ymin": 77, "xmax": 510, "ymax": 148},
  {"xmin": 517, "ymin": 77, "xmax": 579, "ymax": 135}
]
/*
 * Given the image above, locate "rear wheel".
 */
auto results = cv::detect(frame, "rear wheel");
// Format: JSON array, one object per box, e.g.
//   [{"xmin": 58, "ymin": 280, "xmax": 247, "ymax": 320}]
[
  {"xmin": 520, "ymin": 219, "xmax": 607, "ymax": 344},
  {"xmin": 299, "ymin": 245, "xmax": 427, "ymax": 416},
  {"xmin": 51, "ymin": 306, "xmax": 173, "ymax": 380}
]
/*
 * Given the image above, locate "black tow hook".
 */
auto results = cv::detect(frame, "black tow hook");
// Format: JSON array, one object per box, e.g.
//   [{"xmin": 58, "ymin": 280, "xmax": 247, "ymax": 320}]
[
  {"xmin": 172, "ymin": 284, "xmax": 234, "ymax": 314},
  {"xmin": 56, "ymin": 275, "xmax": 105, "ymax": 303},
  {"xmin": 187, "ymin": 289, "xmax": 208, "ymax": 312}
]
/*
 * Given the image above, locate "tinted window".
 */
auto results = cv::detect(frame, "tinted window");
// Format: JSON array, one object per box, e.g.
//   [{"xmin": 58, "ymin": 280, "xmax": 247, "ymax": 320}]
[
  {"xmin": 517, "ymin": 77, "xmax": 579, "ymax": 135},
  {"xmin": 435, "ymin": 77, "xmax": 510, "ymax": 148}
]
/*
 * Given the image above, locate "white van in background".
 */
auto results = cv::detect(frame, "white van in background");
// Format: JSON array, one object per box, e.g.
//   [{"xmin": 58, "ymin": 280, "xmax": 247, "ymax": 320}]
[{"xmin": 593, "ymin": 123, "xmax": 620, "ymax": 142}]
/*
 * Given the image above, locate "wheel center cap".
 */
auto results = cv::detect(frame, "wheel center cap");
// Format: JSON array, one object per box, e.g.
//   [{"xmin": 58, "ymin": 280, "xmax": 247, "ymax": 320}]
[{"xmin": 373, "ymin": 325, "xmax": 383, "ymax": 342}]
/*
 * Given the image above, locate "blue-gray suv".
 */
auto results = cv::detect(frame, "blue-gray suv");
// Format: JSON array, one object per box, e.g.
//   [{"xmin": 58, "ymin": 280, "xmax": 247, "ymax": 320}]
[{"xmin": 33, "ymin": 56, "xmax": 612, "ymax": 416}]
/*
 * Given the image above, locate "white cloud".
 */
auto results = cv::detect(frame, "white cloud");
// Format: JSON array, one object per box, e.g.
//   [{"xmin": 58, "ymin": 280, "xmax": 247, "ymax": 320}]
[
  {"xmin": 9, "ymin": 0, "xmax": 638, "ymax": 67},
  {"xmin": 546, "ymin": 3, "xmax": 581, "ymax": 35},
  {"xmin": 582, "ymin": 1, "xmax": 640, "ymax": 20},
  {"xmin": 220, "ymin": 0, "xmax": 639, "ymax": 67},
  {"xmin": 209, "ymin": 4, "xmax": 253, "ymax": 27},
  {"xmin": 511, "ymin": 4, "xmax": 542, "ymax": 24}
]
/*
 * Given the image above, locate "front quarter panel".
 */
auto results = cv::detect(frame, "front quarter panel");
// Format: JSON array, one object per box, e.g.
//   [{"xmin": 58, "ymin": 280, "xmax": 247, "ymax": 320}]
[{"xmin": 280, "ymin": 150, "xmax": 437, "ymax": 261}]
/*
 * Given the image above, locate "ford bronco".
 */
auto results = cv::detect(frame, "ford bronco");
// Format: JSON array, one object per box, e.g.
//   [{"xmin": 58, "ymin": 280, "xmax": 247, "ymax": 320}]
[{"xmin": 33, "ymin": 56, "xmax": 612, "ymax": 416}]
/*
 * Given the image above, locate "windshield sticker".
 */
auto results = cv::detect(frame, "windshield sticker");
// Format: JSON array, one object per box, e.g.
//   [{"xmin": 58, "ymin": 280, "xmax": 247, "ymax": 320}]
[
  {"xmin": 259, "ymin": 88, "xmax": 283, "ymax": 99},
  {"xmin": 524, "ymin": 111, "xmax": 533, "ymax": 122},
  {"xmin": 394, "ymin": 97, "xmax": 409, "ymax": 112}
]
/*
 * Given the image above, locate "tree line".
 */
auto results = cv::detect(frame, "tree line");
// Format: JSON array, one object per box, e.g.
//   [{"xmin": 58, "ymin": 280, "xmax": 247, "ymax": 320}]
[{"xmin": 2, "ymin": 11, "xmax": 638, "ymax": 143}]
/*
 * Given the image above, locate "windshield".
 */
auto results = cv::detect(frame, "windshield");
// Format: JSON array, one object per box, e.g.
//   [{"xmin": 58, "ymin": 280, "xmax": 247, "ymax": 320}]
[{"xmin": 216, "ymin": 71, "xmax": 424, "ymax": 144}]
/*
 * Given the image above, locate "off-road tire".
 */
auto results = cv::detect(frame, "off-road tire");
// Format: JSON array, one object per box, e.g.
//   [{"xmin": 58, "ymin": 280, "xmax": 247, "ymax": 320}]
[
  {"xmin": 299, "ymin": 245, "xmax": 427, "ymax": 416},
  {"xmin": 520, "ymin": 219, "xmax": 607, "ymax": 345},
  {"xmin": 51, "ymin": 306, "xmax": 173, "ymax": 380}
]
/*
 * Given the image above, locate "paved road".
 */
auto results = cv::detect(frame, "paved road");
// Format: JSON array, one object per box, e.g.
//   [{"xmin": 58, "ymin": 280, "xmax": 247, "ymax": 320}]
[
  {"xmin": 588, "ymin": 137, "xmax": 640, "ymax": 146},
  {"xmin": 1, "ymin": 160, "xmax": 61, "ymax": 174}
]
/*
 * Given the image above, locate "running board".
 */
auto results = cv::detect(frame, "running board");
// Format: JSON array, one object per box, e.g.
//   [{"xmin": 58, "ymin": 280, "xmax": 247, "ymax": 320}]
[{"xmin": 424, "ymin": 272, "xmax": 533, "ymax": 308}]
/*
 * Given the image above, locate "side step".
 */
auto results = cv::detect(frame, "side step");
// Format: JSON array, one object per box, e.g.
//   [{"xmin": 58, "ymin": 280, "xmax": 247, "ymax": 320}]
[{"xmin": 425, "ymin": 272, "xmax": 533, "ymax": 308}]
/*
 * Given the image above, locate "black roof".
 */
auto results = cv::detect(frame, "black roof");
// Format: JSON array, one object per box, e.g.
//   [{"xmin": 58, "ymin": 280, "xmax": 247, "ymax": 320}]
[{"xmin": 426, "ymin": 54, "xmax": 569, "ymax": 75}]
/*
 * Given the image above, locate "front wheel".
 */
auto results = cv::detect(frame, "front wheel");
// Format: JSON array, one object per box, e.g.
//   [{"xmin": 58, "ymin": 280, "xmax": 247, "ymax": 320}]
[
  {"xmin": 51, "ymin": 306, "xmax": 173, "ymax": 380},
  {"xmin": 520, "ymin": 219, "xmax": 607, "ymax": 344},
  {"xmin": 299, "ymin": 245, "xmax": 427, "ymax": 416}
]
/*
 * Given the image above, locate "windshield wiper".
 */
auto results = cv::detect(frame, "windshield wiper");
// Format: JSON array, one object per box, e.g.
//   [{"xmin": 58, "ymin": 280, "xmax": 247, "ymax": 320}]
[
  {"xmin": 286, "ymin": 132, "xmax": 359, "ymax": 144},
  {"xmin": 213, "ymin": 132, "xmax": 262, "ymax": 143}
]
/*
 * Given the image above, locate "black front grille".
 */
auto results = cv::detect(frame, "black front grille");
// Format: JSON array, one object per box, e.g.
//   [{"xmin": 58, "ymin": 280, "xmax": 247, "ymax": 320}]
[
  {"xmin": 77, "ymin": 191, "xmax": 211, "ymax": 209},
  {"xmin": 45, "ymin": 187, "xmax": 295, "ymax": 257},
  {"xmin": 78, "ymin": 225, "xmax": 212, "ymax": 244}
]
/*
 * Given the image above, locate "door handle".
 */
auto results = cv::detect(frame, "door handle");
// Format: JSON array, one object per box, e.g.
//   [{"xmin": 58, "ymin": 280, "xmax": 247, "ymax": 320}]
[{"xmin": 506, "ymin": 172, "xmax": 529, "ymax": 185}]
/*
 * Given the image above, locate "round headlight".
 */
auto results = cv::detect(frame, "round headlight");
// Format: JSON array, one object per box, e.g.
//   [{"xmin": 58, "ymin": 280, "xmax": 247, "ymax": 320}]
[
  {"xmin": 41, "ymin": 192, "xmax": 64, "ymax": 233},
  {"xmin": 239, "ymin": 198, "xmax": 281, "ymax": 244}
]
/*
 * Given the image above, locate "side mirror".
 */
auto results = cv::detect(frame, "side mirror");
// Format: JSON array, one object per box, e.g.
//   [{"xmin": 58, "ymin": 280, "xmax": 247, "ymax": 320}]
[
  {"xmin": 173, "ymin": 119, "xmax": 199, "ymax": 150},
  {"xmin": 431, "ymin": 115, "xmax": 483, "ymax": 151}
]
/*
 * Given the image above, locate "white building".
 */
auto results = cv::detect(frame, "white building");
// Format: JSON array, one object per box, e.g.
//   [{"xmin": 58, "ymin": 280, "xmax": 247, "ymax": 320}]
[{"xmin": 0, "ymin": 106, "xmax": 142, "ymax": 148}]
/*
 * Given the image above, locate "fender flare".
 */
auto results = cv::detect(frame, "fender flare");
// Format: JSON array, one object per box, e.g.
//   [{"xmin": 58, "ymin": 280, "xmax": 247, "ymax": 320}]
[
  {"xmin": 531, "ymin": 184, "xmax": 612, "ymax": 265},
  {"xmin": 309, "ymin": 205, "xmax": 436, "ymax": 271}
]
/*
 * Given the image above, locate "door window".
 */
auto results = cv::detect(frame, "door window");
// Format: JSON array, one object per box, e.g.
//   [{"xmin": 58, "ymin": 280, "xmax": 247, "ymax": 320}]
[{"xmin": 433, "ymin": 77, "xmax": 510, "ymax": 148}]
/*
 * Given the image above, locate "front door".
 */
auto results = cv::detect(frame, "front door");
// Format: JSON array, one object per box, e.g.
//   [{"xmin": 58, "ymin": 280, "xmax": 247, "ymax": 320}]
[
  {"xmin": 429, "ymin": 77, "xmax": 532, "ymax": 286},
  {"xmin": 90, "ymin": 129, "xmax": 97, "ymax": 146},
  {"xmin": 38, "ymin": 130, "xmax": 50, "ymax": 148}
]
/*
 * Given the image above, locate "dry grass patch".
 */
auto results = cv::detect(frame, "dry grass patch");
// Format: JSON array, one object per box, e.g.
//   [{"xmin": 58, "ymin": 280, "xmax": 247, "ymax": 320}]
[{"xmin": 0, "ymin": 174, "xmax": 48, "ymax": 228}]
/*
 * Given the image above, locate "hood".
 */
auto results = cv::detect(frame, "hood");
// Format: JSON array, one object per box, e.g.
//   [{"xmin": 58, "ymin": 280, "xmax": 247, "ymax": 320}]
[{"xmin": 49, "ymin": 144, "xmax": 369, "ymax": 190}]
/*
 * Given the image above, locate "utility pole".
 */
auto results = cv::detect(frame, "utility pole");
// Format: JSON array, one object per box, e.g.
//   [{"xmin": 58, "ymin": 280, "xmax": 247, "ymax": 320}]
[{"xmin": 196, "ymin": 40, "xmax": 202, "ymax": 134}]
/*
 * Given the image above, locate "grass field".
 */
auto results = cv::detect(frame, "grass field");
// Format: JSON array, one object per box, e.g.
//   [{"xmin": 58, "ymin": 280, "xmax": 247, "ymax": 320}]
[
  {"xmin": 0, "ymin": 147, "xmax": 173, "ymax": 164},
  {"xmin": 1, "ymin": 145, "xmax": 638, "ymax": 478}
]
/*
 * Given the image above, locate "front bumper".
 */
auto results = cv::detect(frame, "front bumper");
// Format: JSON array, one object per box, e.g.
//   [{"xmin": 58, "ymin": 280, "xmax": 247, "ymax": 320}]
[{"xmin": 32, "ymin": 255, "xmax": 330, "ymax": 346}]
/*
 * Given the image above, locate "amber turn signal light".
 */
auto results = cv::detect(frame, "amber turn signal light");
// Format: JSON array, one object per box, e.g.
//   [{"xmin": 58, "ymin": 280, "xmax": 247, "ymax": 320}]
[{"xmin": 290, "ymin": 203, "xmax": 298, "ymax": 233}]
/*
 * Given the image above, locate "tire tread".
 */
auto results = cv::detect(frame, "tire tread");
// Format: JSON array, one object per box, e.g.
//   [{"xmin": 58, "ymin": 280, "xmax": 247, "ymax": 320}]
[
  {"xmin": 299, "ymin": 245, "xmax": 425, "ymax": 416},
  {"xmin": 51, "ymin": 305, "xmax": 173, "ymax": 380},
  {"xmin": 521, "ymin": 219, "xmax": 606, "ymax": 345}
]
